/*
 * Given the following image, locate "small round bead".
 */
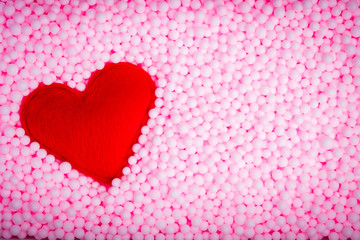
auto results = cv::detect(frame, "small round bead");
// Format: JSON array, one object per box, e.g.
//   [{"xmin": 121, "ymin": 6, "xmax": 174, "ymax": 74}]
[
  {"xmin": 0, "ymin": 1, "xmax": 360, "ymax": 239},
  {"xmin": 60, "ymin": 162, "xmax": 72, "ymax": 174},
  {"xmin": 7, "ymin": 64, "xmax": 19, "ymax": 76}
]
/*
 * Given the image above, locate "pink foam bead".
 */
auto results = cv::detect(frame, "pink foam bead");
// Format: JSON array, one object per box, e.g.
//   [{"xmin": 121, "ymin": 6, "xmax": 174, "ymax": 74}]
[
  {"xmin": 59, "ymin": 162, "xmax": 72, "ymax": 174},
  {"xmin": 30, "ymin": 157, "xmax": 42, "ymax": 169},
  {"xmin": 168, "ymin": 0, "xmax": 181, "ymax": 9},
  {"xmin": 62, "ymin": 221, "xmax": 74, "ymax": 232},
  {"xmin": 238, "ymin": 2, "xmax": 251, "ymax": 13},
  {"xmin": 9, "ymin": 199, "xmax": 22, "ymax": 211},
  {"xmin": 10, "ymin": 225, "xmax": 22, "ymax": 236},
  {"xmin": 52, "ymin": 171, "xmax": 64, "ymax": 183},
  {"xmin": 1, "ymin": 0, "xmax": 360, "ymax": 239},
  {"xmin": 7, "ymin": 64, "xmax": 19, "ymax": 76}
]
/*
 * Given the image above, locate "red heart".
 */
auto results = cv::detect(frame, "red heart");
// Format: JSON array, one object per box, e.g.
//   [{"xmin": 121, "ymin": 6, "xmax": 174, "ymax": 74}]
[{"xmin": 20, "ymin": 63, "xmax": 156, "ymax": 184}]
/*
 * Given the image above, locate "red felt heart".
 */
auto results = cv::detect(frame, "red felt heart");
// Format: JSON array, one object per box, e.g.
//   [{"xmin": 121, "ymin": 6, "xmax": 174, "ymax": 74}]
[{"xmin": 20, "ymin": 63, "xmax": 156, "ymax": 184}]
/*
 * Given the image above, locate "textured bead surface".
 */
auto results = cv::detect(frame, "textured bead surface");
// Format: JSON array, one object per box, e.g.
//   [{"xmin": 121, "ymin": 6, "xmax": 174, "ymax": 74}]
[{"xmin": 1, "ymin": 0, "xmax": 360, "ymax": 239}]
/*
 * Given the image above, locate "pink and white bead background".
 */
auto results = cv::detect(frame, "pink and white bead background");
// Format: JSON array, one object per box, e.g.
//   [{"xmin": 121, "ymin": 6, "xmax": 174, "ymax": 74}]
[{"xmin": 1, "ymin": 0, "xmax": 360, "ymax": 239}]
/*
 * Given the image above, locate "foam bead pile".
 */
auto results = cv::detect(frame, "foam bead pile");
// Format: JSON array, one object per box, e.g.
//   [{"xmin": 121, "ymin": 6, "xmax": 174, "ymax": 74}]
[{"xmin": 1, "ymin": 0, "xmax": 360, "ymax": 239}]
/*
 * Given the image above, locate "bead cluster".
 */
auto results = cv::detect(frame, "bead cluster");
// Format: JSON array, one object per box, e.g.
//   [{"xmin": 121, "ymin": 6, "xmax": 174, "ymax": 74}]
[{"xmin": 1, "ymin": 0, "xmax": 360, "ymax": 239}]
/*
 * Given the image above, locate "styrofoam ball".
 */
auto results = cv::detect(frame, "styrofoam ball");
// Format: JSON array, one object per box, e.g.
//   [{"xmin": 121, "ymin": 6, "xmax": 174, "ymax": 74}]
[{"xmin": 1, "ymin": 1, "xmax": 360, "ymax": 239}]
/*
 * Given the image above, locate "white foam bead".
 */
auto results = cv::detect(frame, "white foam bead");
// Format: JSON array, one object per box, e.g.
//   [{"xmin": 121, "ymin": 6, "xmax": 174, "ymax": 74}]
[
  {"xmin": 1, "ymin": 84, "xmax": 11, "ymax": 95},
  {"xmin": 63, "ymin": 221, "xmax": 74, "ymax": 232},
  {"xmin": 4, "ymin": 4, "xmax": 16, "ymax": 17},
  {"xmin": 10, "ymin": 225, "xmax": 21, "ymax": 236},
  {"xmin": 30, "ymin": 142, "xmax": 40, "ymax": 152},
  {"xmin": 158, "ymin": 2, "xmax": 169, "ymax": 12},
  {"xmin": 0, "ymin": 105, "xmax": 10, "ymax": 115},
  {"xmin": 50, "ymin": 24, "xmax": 60, "ymax": 34},
  {"xmin": 69, "ymin": 179, "xmax": 80, "ymax": 190},
  {"xmin": 40, "ymin": 196, "xmax": 51, "ymax": 207},
  {"xmin": 29, "ymin": 201, "xmax": 40, "ymax": 212},
  {"xmin": 8, "ymin": 148, "xmax": 18, "ymax": 159},
  {"xmin": 54, "ymin": 229, "xmax": 65, "ymax": 239},
  {"xmin": 45, "ymin": 154, "xmax": 55, "ymax": 163},
  {"xmin": 347, "ymin": 0, "xmax": 359, "ymax": 11},
  {"xmin": 302, "ymin": 0, "xmax": 313, "ymax": 8},
  {"xmin": 100, "ymin": 215, "xmax": 111, "ymax": 225},
  {"xmin": 51, "ymin": 47, "xmax": 63, "ymax": 59},
  {"xmin": 325, "ymin": 87, "xmax": 337, "ymax": 98},
  {"xmin": 12, "ymin": 212, "xmax": 23, "ymax": 225},
  {"xmin": 74, "ymin": 229, "xmax": 85, "ymax": 239},
  {"xmin": 35, "ymin": 148, "xmax": 46, "ymax": 159},
  {"xmin": 32, "ymin": 169, "xmax": 43, "ymax": 179},
  {"xmin": 24, "ymin": 52, "xmax": 36, "ymax": 63},
  {"xmin": 61, "ymin": 187, "xmax": 71, "ymax": 198},
  {"xmin": 345, "ymin": 44, "xmax": 356, "ymax": 56},
  {"xmin": 238, "ymin": 2, "xmax": 251, "ymax": 13},
  {"xmin": 95, "ymin": 61, "xmax": 105, "ymax": 70},
  {"xmin": 168, "ymin": 0, "xmax": 181, "ymax": 9},
  {"xmin": 0, "ymin": 95, "xmax": 7, "ymax": 105},
  {"xmin": 122, "ymin": 167, "xmax": 131, "ymax": 175},
  {"xmin": 10, "ymin": 23, "xmax": 21, "ymax": 36},
  {"xmin": 66, "ymin": 46, "xmax": 77, "ymax": 56},
  {"xmin": 30, "ymin": 157, "xmax": 42, "ymax": 169},
  {"xmin": 111, "ymin": 178, "xmax": 121, "ymax": 187},
  {"xmin": 7, "ymin": 64, "xmax": 19, "ymax": 76},
  {"xmin": 321, "ymin": 136, "xmax": 333, "ymax": 150},
  {"xmin": 53, "ymin": 171, "xmax": 64, "ymax": 183},
  {"xmin": 49, "ymin": 188, "xmax": 60, "ymax": 198},
  {"xmin": 322, "ymin": 53, "xmax": 333, "ymax": 63},
  {"xmin": 20, "ymin": 147, "xmax": 31, "ymax": 159},
  {"xmin": 17, "ymin": 80, "xmax": 28, "ymax": 91},
  {"xmin": 9, "ymin": 199, "xmax": 22, "ymax": 211},
  {"xmin": 10, "ymin": 91, "xmax": 22, "ymax": 103},
  {"xmin": 4, "ymin": 126, "xmax": 16, "ymax": 138},
  {"xmin": 43, "ymin": 74, "xmax": 55, "ymax": 85},
  {"xmin": 60, "ymin": 162, "xmax": 72, "ymax": 174},
  {"xmin": 30, "ymin": 66, "xmax": 41, "ymax": 77},
  {"xmin": 110, "ymin": 53, "xmax": 121, "ymax": 63}
]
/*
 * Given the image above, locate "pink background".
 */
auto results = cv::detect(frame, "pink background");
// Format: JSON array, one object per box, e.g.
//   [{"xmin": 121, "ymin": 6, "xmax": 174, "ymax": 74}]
[{"xmin": 1, "ymin": 0, "xmax": 360, "ymax": 239}]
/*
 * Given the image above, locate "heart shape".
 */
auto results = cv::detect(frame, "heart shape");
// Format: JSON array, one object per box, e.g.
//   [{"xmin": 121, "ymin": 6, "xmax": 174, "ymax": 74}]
[{"xmin": 20, "ymin": 63, "xmax": 156, "ymax": 184}]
